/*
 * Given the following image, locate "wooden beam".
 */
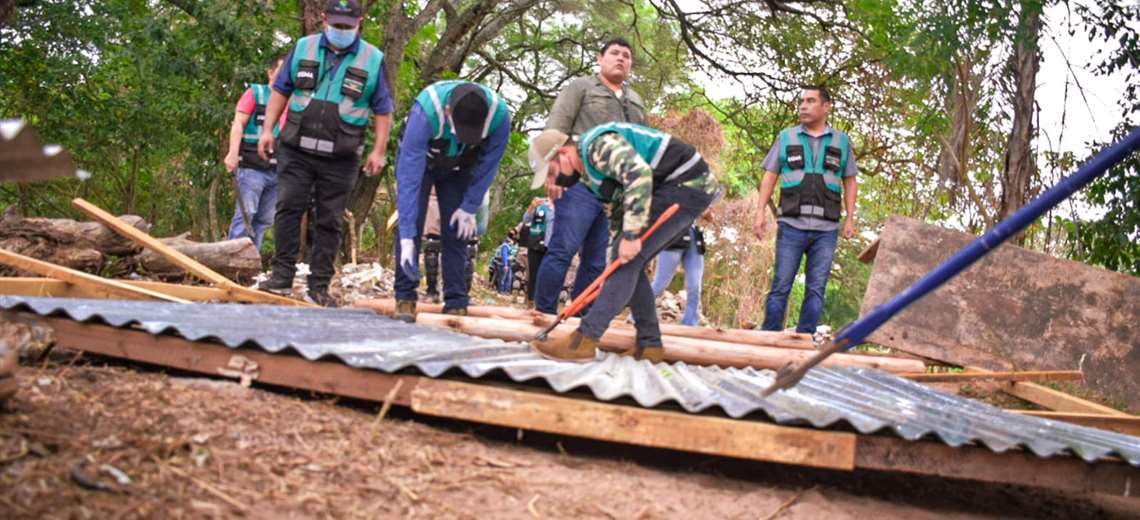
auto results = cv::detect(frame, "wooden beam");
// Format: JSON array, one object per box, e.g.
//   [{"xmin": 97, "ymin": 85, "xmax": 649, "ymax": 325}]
[
  {"xmin": 899, "ymin": 370, "xmax": 1084, "ymax": 383},
  {"xmin": 41, "ymin": 315, "xmax": 417, "ymax": 405},
  {"xmin": 414, "ymin": 313, "xmax": 925, "ymax": 373},
  {"xmin": 855, "ymin": 435, "xmax": 1139, "ymax": 496},
  {"xmin": 412, "ymin": 378, "xmax": 857, "ymax": 470},
  {"xmin": 29, "ymin": 315, "xmax": 1140, "ymax": 499},
  {"xmin": 1007, "ymin": 411, "xmax": 1140, "ymax": 436},
  {"xmin": 0, "ymin": 250, "xmax": 191, "ymax": 304},
  {"xmin": 1003, "ymin": 381, "xmax": 1131, "ymax": 417},
  {"xmin": 0, "ymin": 277, "xmax": 228, "ymax": 301},
  {"xmin": 70, "ymin": 198, "xmax": 315, "ymax": 308}
]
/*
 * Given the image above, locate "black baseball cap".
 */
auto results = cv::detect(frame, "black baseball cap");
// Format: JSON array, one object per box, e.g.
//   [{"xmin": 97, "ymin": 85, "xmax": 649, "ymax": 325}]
[
  {"xmin": 325, "ymin": 0, "xmax": 362, "ymax": 26},
  {"xmin": 448, "ymin": 83, "xmax": 490, "ymax": 145}
]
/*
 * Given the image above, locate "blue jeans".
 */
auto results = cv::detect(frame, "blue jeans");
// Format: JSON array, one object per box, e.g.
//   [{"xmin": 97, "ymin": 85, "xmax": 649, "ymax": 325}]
[
  {"xmin": 227, "ymin": 167, "xmax": 278, "ymax": 250},
  {"xmin": 762, "ymin": 222, "xmax": 838, "ymax": 333},
  {"xmin": 533, "ymin": 183, "xmax": 608, "ymax": 314},
  {"xmin": 650, "ymin": 228, "xmax": 705, "ymax": 326},
  {"xmin": 394, "ymin": 167, "xmax": 474, "ymax": 310}
]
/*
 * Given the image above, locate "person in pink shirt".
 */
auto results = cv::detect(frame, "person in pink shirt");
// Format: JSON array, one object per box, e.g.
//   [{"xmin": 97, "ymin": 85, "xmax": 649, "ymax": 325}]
[{"xmin": 222, "ymin": 55, "xmax": 286, "ymax": 250}]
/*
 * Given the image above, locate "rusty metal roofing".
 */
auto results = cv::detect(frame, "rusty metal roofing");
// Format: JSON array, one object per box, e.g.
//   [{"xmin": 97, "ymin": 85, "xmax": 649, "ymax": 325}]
[
  {"xmin": 0, "ymin": 119, "xmax": 88, "ymax": 183},
  {"xmin": 3, "ymin": 295, "xmax": 1138, "ymax": 466}
]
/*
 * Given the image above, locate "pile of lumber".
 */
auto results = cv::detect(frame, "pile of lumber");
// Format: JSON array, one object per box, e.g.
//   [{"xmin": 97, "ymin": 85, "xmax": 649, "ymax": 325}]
[{"xmin": 354, "ymin": 299, "xmax": 929, "ymax": 373}]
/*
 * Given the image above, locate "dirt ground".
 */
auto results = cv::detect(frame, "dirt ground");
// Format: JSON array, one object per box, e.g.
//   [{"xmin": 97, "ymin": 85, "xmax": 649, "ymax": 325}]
[{"xmin": 2, "ymin": 353, "xmax": 1136, "ymax": 520}]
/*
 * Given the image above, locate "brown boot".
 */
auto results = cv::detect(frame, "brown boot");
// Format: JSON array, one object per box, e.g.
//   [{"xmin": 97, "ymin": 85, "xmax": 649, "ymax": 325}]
[
  {"xmin": 599, "ymin": 343, "xmax": 666, "ymax": 363},
  {"xmin": 393, "ymin": 299, "xmax": 416, "ymax": 324},
  {"xmin": 442, "ymin": 307, "xmax": 467, "ymax": 316},
  {"xmin": 530, "ymin": 330, "xmax": 597, "ymax": 362}
]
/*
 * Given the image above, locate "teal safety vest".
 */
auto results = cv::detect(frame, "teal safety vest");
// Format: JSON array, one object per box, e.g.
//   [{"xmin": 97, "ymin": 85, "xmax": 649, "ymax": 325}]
[
  {"xmin": 577, "ymin": 122, "xmax": 706, "ymax": 202},
  {"xmin": 414, "ymin": 80, "xmax": 509, "ymax": 172},
  {"xmin": 280, "ymin": 34, "xmax": 384, "ymax": 157},
  {"xmin": 577, "ymin": 122, "xmax": 669, "ymax": 201},
  {"xmin": 776, "ymin": 126, "xmax": 850, "ymax": 221},
  {"xmin": 238, "ymin": 84, "xmax": 278, "ymax": 170}
]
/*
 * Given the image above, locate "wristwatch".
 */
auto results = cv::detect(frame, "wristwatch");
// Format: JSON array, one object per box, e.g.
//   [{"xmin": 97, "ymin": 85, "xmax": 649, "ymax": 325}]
[{"xmin": 621, "ymin": 231, "xmax": 639, "ymax": 241}]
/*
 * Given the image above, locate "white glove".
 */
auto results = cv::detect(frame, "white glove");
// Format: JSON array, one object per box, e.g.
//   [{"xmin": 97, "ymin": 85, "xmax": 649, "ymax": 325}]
[
  {"xmin": 450, "ymin": 208, "xmax": 477, "ymax": 240},
  {"xmin": 399, "ymin": 238, "xmax": 418, "ymax": 279}
]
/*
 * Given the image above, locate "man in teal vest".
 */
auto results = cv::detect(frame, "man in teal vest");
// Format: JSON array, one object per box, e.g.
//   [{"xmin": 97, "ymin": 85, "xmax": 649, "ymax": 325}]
[
  {"xmin": 753, "ymin": 85, "xmax": 859, "ymax": 334},
  {"xmin": 222, "ymin": 54, "xmax": 285, "ymax": 250},
  {"xmin": 392, "ymin": 81, "xmax": 511, "ymax": 321},
  {"xmin": 526, "ymin": 123, "xmax": 722, "ymax": 362},
  {"xmin": 256, "ymin": 0, "xmax": 392, "ymax": 307}
]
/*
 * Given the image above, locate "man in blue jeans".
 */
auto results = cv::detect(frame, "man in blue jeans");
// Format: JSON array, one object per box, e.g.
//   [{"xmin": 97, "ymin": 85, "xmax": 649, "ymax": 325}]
[
  {"xmin": 650, "ymin": 225, "xmax": 707, "ymax": 326},
  {"xmin": 754, "ymin": 85, "xmax": 858, "ymax": 333}
]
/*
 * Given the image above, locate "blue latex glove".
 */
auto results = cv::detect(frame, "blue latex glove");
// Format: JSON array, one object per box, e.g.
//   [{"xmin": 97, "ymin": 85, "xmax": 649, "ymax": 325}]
[{"xmin": 399, "ymin": 238, "xmax": 419, "ymax": 280}]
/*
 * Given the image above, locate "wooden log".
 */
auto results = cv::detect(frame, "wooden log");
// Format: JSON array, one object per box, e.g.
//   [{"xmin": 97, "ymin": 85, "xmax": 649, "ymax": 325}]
[
  {"xmin": 0, "ymin": 277, "xmax": 228, "ymax": 302},
  {"xmin": 137, "ymin": 234, "xmax": 261, "ymax": 281},
  {"xmin": 0, "ymin": 249, "xmax": 190, "ymax": 303},
  {"xmin": 0, "ymin": 211, "xmax": 149, "ymax": 257},
  {"xmin": 414, "ymin": 313, "xmax": 926, "ymax": 373},
  {"xmin": 355, "ymin": 298, "xmax": 815, "ymax": 350},
  {"xmin": 897, "ymin": 370, "xmax": 1084, "ymax": 383}
]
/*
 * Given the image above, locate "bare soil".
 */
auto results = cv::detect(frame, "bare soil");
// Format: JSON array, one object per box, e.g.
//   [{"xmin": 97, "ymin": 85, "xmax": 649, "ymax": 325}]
[{"xmin": 2, "ymin": 353, "xmax": 1135, "ymax": 520}]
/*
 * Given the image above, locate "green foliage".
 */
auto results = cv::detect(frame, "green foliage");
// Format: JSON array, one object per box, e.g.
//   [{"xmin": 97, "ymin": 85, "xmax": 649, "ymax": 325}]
[{"xmin": 1068, "ymin": 125, "xmax": 1140, "ymax": 276}]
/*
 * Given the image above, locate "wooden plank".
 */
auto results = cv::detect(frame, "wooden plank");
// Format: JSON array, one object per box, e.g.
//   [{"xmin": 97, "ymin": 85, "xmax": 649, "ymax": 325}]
[
  {"xmin": 411, "ymin": 378, "xmax": 857, "ymax": 470},
  {"xmin": 0, "ymin": 250, "xmax": 190, "ymax": 304},
  {"xmin": 0, "ymin": 277, "xmax": 228, "ymax": 301},
  {"xmin": 1007, "ymin": 410, "xmax": 1140, "ymax": 436},
  {"xmin": 1003, "ymin": 381, "xmax": 1131, "ymax": 416},
  {"xmin": 860, "ymin": 216, "xmax": 1140, "ymax": 409},
  {"xmin": 855, "ymin": 435, "xmax": 1140, "ymax": 497},
  {"xmin": 26, "ymin": 314, "xmax": 1140, "ymax": 498},
  {"xmin": 898, "ymin": 370, "xmax": 1084, "ymax": 383},
  {"xmin": 71, "ymin": 198, "xmax": 315, "ymax": 308},
  {"xmin": 42, "ymin": 316, "xmax": 417, "ymax": 405}
]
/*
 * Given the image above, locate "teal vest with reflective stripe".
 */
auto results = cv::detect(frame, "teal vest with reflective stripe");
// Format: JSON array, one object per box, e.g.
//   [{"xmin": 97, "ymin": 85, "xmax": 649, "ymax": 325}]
[
  {"xmin": 414, "ymin": 80, "xmax": 509, "ymax": 158},
  {"xmin": 577, "ymin": 122, "xmax": 670, "ymax": 200},
  {"xmin": 777, "ymin": 127, "xmax": 848, "ymax": 193},
  {"xmin": 287, "ymin": 34, "xmax": 383, "ymax": 127},
  {"xmin": 241, "ymin": 84, "xmax": 276, "ymax": 143}
]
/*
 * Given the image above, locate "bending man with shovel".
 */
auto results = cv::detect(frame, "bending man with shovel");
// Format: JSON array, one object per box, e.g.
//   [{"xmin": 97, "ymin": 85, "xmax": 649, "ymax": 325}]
[{"xmin": 527, "ymin": 123, "xmax": 721, "ymax": 362}]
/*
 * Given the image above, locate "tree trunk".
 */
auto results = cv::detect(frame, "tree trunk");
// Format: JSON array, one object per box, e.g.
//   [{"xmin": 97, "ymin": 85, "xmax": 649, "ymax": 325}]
[
  {"xmin": 0, "ymin": 213, "xmax": 151, "ymax": 275},
  {"xmin": 136, "ymin": 234, "xmax": 261, "ymax": 281},
  {"xmin": 299, "ymin": 0, "xmax": 324, "ymax": 35},
  {"xmin": 207, "ymin": 172, "xmax": 221, "ymax": 242},
  {"xmin": 998, "ymin": 0, "xmax": 1043, "ymax": 240}
]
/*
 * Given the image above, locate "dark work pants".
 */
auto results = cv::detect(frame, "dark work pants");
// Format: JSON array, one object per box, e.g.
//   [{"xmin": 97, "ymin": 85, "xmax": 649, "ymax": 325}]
[
  {"xmin": 577, "ymin": 184, "xmax": 714, "ymax": 347},
  {"xmin": 393, "ymin": 167, "xmax": 473, "ymax": 310},
  {"xmin": 270, "ymin": 144, "xmax": 359, "ymax": 290},
  {"xmin": 526, "ymin": 246, "xmax": 545, "ymax": 302}
]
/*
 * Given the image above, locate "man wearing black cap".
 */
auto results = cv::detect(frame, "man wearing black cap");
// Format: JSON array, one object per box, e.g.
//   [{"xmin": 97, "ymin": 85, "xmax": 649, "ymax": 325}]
[
  {"xmin": 391, "ymin": 80, "xmax": 512, "ymax": 321},
  {"xmin": 256, "ymin": 0, "xmax": 392, "ymax": 307}
]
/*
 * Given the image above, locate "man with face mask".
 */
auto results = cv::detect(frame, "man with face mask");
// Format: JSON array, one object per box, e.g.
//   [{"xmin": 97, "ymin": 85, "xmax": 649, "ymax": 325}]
[
  {"xmin": 256, "ymin": 0, "xmax": 392, "ymax": 307},
  {"xmin": 390, "ymin": 80, "xmax": 511, "ymax": 322},
  {"xmin": 532, "ymin": 37, "xmax": 646, "ymax": 317},
  {"xmin": 753, "ymin": 85, "xmax": 859, "ymax": 334},
  {"xmin": 223, "ymin": 54, "xmax": 286, "ymax": 251}
]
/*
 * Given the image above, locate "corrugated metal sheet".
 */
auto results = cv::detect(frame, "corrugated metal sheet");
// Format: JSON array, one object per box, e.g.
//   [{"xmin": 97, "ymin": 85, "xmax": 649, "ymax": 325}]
[
  {"xmin": 0, "ymin": 119, "xmax": 88, "ymax": 183},
  {"xmin": 3, "ymin": 295, "xmax": 1138, "ymax": 466}
]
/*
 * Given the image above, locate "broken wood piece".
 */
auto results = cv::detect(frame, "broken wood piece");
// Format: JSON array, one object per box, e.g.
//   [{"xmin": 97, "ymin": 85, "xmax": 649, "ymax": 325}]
[
  {"xmin": 0, "ymin": 277, "xmax": 228, "ymax": 301},
  {"xmin": 71, "ymin": 198, "xmax": 315, "ymax": 307},
  {"xmin": 137, "ymin": 234, "xmax": 261, "ymax": 281},
  {"xmin": 898, "ymin": 370, "xmax": 1084, "ymax": 383},
  {"xmin": 0, "ymin": 249, "xmax": 190, "ymax": 304},
  {"xmin": 413, "ymin": 313, "xmax": 925, "ymax": 373},
  {"xmin": 857, "ymin": 238, "xmax": 879, "ymax": 264},
  {"xmin": 1007, "ymin": 410, "xmax": 1140, "ymax": 437},
  {"xmin": 356, "ymin": 298, "xmax": 815, "ymax": 350}
]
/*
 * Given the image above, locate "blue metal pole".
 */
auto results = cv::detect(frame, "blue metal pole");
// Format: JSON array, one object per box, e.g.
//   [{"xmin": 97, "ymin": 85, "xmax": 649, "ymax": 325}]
[{"xmin": 836, "ymin": 126, "xmax": 1140, "ymax": 350}]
